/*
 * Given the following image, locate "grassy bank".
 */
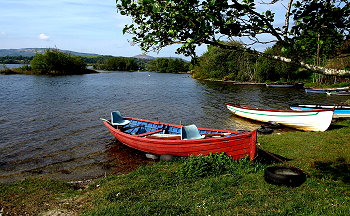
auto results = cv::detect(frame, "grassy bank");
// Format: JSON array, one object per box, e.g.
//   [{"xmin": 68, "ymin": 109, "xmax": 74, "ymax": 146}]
[{"xmin": 1, "ymin": 120, "xmax": 349, "ymax": 215}]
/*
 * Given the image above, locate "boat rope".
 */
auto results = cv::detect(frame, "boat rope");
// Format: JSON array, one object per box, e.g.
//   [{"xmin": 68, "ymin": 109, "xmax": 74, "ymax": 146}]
[{"xmin": 257, "ymin": 143, "xmax": 350, "ymax": 196}]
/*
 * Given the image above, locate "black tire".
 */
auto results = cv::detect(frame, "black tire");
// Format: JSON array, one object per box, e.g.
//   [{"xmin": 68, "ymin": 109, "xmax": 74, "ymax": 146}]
[
  {"xmin": 264, "ymin": 121, "xmax": 282, "ymax": 129},
  {"xmin": 257, "ymin": 126, "xmax": 273, "ymax": 134},
  {"xmin": 264, "ymin": 166, "xmax": 307, "ymax": 187}
]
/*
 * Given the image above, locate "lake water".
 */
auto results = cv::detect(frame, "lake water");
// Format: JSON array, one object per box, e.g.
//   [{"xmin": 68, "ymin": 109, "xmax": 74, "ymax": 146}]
[{"xmin": 0, "ymin": 71, "xmax": 347, "ymax": 183}]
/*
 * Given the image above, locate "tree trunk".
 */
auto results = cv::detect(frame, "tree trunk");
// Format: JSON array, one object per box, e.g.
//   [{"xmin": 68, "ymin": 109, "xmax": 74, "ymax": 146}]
[{"xmin": 271, "ymin": 55, "xmax": 350, "ymax": 76}]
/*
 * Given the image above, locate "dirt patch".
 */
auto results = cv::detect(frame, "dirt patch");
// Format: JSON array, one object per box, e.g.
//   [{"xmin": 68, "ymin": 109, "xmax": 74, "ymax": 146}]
[{"xmin": 41, "ymin": 209, "xmax": 76, "ymax": 216}]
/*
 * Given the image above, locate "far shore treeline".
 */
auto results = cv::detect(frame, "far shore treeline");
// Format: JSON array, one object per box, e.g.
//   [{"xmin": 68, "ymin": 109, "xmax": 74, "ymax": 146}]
[
  {"xmin": 1, "ymin": 42, "xmax": 349, "ymax": 85},
  {"xmin": 0, "ymin": 49, "xmax": 191, "ymax": 75}
]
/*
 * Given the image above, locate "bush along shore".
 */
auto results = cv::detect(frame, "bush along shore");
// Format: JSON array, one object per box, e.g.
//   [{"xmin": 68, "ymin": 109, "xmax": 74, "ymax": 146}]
[
  {"xmin": 0, "ymin": 120, "xmax": 349, "ymax": 215},
  {"xmin": 0, "ymin": 49, "xmax": 97, "ymax": 75}
]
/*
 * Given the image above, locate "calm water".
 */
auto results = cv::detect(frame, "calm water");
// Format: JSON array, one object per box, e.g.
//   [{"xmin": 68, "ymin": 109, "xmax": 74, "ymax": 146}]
[{"xmin": 0, "ymin": 71, "xmax": 347, "ymax": 183}]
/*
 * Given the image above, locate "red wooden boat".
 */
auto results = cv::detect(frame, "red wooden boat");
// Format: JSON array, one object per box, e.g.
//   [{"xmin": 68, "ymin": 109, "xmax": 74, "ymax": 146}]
[{"xmin": 102, "ymin": 113, "xmax": 257, "ymax": 160}]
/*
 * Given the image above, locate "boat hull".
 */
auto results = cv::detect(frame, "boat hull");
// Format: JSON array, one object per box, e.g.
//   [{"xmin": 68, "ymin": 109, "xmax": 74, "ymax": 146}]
[
  {"xmin": 305, "ymin": 89, "xmax": 327, "ymax": 94},
  {"xmin": 103, "ymin": 117, "xmax": 257, "ymax": 160},
  {"xmin": 290, "ymin": 104, "xmax": 350, "ymax": 118},
  {"xmin": 305, "ymin": 87, "xmax": 350, "ymax": 94},
  {"xmin": 266, "ymin": 83, "xmax": 304, "ymax": 88},
  {"xmin": 226, "ymin": 104, "xmax": 334, "ymax": 132},
  {"xmin": 327, "ymin": 91, "xmax": 350, "ymax": 96},
  {"xmin": 266, "ymin": 84, "xmax": 294, "ymax": 88}
]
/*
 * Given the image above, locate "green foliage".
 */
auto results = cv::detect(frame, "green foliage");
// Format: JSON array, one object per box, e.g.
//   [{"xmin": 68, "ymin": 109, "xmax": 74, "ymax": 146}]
[
  {"xmin": 93, "ymin": 56, "xmax": 189, "ymax": 73},
  {"xmin": 116, "ymin": 0, "xmax": 284, "ymax": 57},
  {"xmin": 291, "ymin": 1, "xmax": 349, "ymax": 40},
  {"xmin": 193, "ymin": 41, "xmax": 305, "ymax": 82},
  {"xmin": 177, "ymin": 153, "xmax": 262, "ymax": 179},
  {"xmin": 193, "ymin": 41, "xmax": 256, "ymax": 81},
  {"xmin": 116, "ymin": 0, "xmax": 349, "ymax": 60},
  {"xmin": 30, "ymin": 49, "xmax": 88, "ymax": 75},
  {"xmin": 95, "ymin": 57, "xmax": 139, "ymax": 71},
  {"xmin": 80, "ymin": 55, "xmax": 114, "ymax": 64},
  {"xmin": 147, "ymin": 58, "xmax": 189, "ymax": 73},
  {"xmin": 0, "ymin": 56, "xmax": 33, "ymax": 64},
  {"xmin": 292, "ymin": 30, "xmax": 343, "ymax": 65}
]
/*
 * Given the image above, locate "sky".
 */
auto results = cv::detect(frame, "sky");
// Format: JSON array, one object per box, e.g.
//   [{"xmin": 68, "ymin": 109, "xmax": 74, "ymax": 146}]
[{"xmin": 0, "ymin": 0, "xmax": 289, "ymax": 59}]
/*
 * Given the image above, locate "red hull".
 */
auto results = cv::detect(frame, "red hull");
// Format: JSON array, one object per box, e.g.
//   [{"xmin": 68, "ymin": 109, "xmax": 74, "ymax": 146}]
[{"xmin": 103, "ymin": 118, "xmax": 257, "ymax": 160}]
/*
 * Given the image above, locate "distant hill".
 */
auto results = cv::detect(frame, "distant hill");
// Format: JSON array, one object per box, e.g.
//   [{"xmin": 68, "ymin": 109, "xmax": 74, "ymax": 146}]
[
  {"xmin": 133, "ymin": 54, "xmax": 156, "ymax": 60},
  {"xmin": 0, "ymin": 48, "xmax": 100, "ymax": 57},
  {"xmin": 132, "ymin": 54, "xmax": 188, "ymax": 61},
  {"xmin": 0, "ymin": 48, "xmax": 185, "ymax": 61}
]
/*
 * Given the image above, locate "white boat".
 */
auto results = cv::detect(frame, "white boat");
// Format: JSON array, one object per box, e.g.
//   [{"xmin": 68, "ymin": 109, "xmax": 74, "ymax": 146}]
[{"xmin": 226, "ymin": 104, "xmax": 334, "ymax": 132}]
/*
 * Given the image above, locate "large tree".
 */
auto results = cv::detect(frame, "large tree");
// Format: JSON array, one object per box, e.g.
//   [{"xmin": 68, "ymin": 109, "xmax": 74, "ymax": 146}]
[{"xmin": 116, "ymin": 0, "xmax": 350, "ymax": 76}]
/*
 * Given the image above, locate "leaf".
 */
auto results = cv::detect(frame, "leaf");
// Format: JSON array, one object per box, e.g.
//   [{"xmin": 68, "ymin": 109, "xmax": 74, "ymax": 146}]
[
  {"xmin": 317, "ymin": 40, "xmax": 324, "ymax": 45},
  {"xmin": 281, "ymin": 47, "xmax": 288, "ymax": 54}
]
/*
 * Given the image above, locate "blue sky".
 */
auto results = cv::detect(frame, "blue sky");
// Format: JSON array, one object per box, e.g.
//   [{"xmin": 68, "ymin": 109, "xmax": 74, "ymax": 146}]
[{"xmin": 0, "ymin": 0, "xmax": 288, "ymax": 59}]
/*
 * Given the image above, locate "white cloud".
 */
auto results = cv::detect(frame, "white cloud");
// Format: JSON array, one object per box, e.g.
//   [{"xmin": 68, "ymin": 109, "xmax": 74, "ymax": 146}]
[{"xmin": 39, "ymin": 33, "xmax": 50, "ymax": 40}]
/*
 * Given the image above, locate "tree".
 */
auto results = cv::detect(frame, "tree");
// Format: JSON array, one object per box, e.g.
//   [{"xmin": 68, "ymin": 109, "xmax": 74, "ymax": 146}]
[
  {"xmin": 30, "ymin": 49, "xmax": 88, "ymax": 75},
  {"xmin": 116, "ymin": 0, "xmax": 350, "ymax": 76},
  {"xmin": 147, "ymin": 58, "xmax": 189, "ymax": 73},
  {"xmin": 193, "ymin": 41, "xmax": 304, "ymax": 82},
  {"xmin": 95, "ymin": 57, "xmax": 139, "ymax": 71}
]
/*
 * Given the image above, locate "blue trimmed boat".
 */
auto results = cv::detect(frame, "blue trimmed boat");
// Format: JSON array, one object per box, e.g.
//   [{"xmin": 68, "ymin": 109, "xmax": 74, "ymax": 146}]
[
  {"xmin": 102, "ymin": 113, "xmax": 257, "ymax": 160},
  {"xmin": 305, "ymin": 87, "xmax": 350, "ymax": 94},
  {"xmin": 226, "ymin": 104, "xmax": 334, "ymax": 132},
  {"xmin": 290, "ymin": 104, "xmax": 350, "ymax": 119},
  {"xmin": 305, "ymin": 89, "xmax": 328, "ymax": 94}
]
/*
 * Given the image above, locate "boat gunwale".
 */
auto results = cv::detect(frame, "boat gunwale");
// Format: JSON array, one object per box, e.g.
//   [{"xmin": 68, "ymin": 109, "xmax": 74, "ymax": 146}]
[
  {"xmin": 226, "ymin": 103, "xmax": 334, "ymax": 113},
  {"xmin": 104, "ymin": 117, "xmax": 255, "ymax": 144},
  {"xmin": 290, "ymin": 104, "xmax": 350, "ymax": 110}
]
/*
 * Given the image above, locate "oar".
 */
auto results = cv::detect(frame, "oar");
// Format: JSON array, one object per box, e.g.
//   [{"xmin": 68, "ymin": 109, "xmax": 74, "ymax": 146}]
[
  {"xmin": 204, "ymin": 133, "xmax": 231, "ymax": 137},
  {"xmin": 137, "ymin": 129, "xmax": 163, "ymax": 137},
  {"xmin": 99, "ymin": 118, "xmax": 110, "ymax": 123}
]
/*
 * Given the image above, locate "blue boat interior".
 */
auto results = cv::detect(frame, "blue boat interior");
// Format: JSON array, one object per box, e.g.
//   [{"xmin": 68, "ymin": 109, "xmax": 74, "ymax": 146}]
[{"xmin": 118, "ymin": 119, "xmax": 223, "ymax": 137}]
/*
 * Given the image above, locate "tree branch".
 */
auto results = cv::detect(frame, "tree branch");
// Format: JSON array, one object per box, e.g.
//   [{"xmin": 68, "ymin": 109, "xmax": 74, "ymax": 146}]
[
  {"xmin": 205, "ymin": 40, "xmax": 350, "ymax": 76},
  {"xmin": 283, "ymin": 0, "xmax": 294, "ymax": 39},
  {"xmin": 230, "ymin": 0, "xmax": 284, "ymax": 42}
]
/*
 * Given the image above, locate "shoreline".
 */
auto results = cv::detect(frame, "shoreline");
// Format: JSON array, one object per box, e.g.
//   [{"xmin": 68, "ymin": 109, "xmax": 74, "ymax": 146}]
[{"xmin": 1, "ymin": 119, "xmax": 349, "ymax": 215}]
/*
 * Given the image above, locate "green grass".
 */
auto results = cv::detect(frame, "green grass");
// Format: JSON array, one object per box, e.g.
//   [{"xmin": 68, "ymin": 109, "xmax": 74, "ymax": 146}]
[{"xmin": 1, "ymin": 120, "xmax": 349, "ymax": 215}]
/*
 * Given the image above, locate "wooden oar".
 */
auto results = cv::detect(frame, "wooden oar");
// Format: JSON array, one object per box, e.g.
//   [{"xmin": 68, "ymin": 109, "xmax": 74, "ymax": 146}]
[
  {"xmin": 146, "ymin": 133, "xmax": 232, "ymax": 140},
  {"xmin": 204, "ymin": 133, "xmax": 231, "ymax": 137},
  {"xmin": 146, "ymin": 134, "xmax": 181, "ymax": 140},
  {"xmin": 137, "ymin": 129, "xmax": 163, "ymax": 137}
]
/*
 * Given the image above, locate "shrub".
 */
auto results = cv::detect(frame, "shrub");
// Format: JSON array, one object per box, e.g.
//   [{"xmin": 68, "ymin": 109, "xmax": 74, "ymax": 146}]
[
  {"xmin": 177, "ymin": 153, "xmax": 263, "ymax": 179},
  {"xmin": 30, "ymin": 49, "xmax": 88, "ymax": 75}
]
